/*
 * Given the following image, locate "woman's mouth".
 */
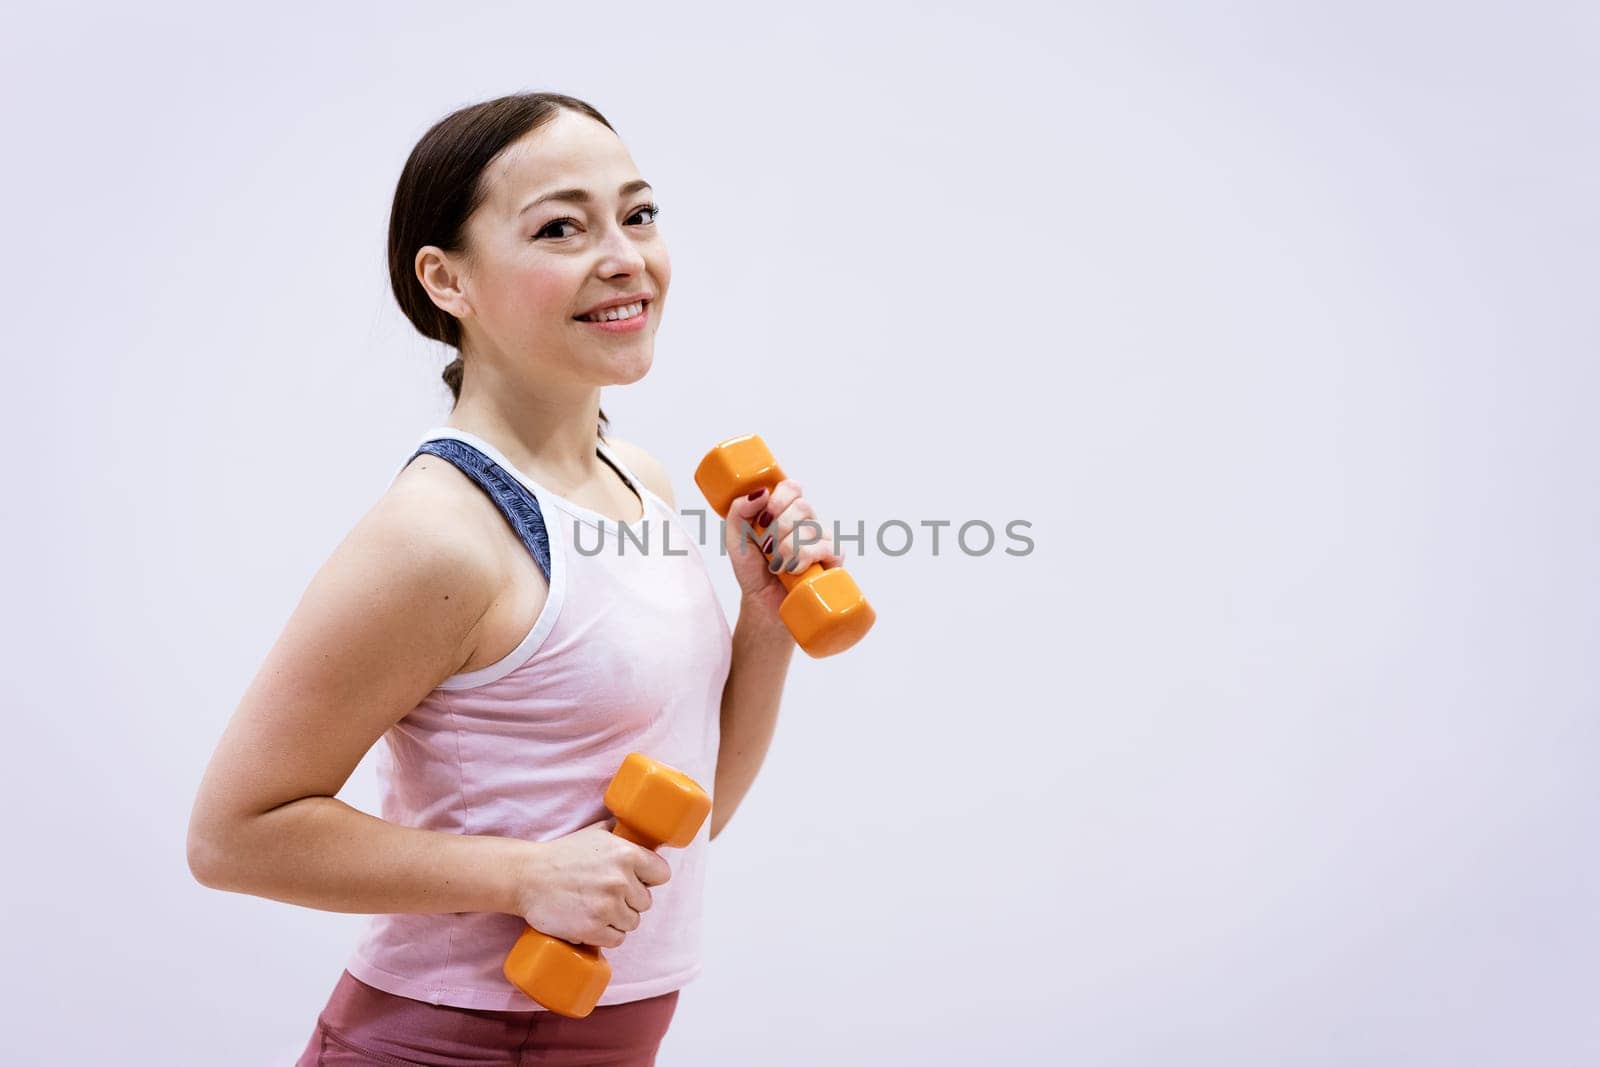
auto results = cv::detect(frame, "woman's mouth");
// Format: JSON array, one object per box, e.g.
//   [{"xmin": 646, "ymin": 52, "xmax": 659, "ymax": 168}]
[{"xmin": 574, "ymin": 300, "xmax": 650, "ymax": 333}]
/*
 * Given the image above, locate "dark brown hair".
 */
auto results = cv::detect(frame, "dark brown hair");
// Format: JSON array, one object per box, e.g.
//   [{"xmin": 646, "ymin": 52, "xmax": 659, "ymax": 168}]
[{"xmin": 388, "ymin": 91, "xmax": 612, "ymax": 434}]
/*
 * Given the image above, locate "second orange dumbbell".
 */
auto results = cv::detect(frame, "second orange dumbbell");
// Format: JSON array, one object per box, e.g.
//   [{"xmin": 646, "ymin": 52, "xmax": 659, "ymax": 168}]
[
  {"xmin": 502, "ymin": 753, "xmax": 711, "ymax": 1018},
  {"xmin": 694, "ymin": 433, "xmax": 876, "ymax": 658}
]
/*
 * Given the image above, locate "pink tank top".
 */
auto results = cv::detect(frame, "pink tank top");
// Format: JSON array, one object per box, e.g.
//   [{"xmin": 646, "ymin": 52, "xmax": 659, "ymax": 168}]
[{"xmin": 346, "ymin": 425, "xmax": 733, "ymax": 1010}]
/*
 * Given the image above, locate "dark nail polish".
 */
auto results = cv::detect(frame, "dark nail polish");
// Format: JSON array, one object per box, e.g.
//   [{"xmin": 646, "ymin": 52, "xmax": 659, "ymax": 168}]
[
  {"xmin": 768, "ymin": 553, "xmax": 784, "ymax": 573},
  {"xmin": 757, "ymin": 510, "xmax": 772, "ymax": 528},
  {"xmin": 747, "ymin": 489, "xmax": 765, "ymax": 501},
  {"xmin": 760, "ymin": 534, "xmax": 774, "ymax": 554}
]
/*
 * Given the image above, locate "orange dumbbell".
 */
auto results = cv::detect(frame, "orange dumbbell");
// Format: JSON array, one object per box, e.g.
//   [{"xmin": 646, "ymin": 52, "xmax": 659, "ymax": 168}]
[
  {"xmin": 694, "ymin": 433, "xmax": 876, "ymax": 658},
  {"xmin": 502, "ymin": 753, "xmax": 711, "ymax": 1018}
]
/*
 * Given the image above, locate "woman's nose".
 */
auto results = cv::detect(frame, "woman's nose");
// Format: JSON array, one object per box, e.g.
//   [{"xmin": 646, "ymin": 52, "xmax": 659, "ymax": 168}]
[{"xmin": 594, "ymin": 223, "xmax": 647, "ymax": 273}]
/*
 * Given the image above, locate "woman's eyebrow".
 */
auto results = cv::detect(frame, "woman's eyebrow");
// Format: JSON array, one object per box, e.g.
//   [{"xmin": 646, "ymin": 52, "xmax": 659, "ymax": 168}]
[{"xmin": 519, "ymin": 179, "xmax": 653, "ymax": 215}]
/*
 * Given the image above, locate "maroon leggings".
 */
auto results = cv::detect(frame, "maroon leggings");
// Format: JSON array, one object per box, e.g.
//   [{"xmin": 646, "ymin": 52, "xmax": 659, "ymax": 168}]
[{"xmin": 295, "ymin": 970, "xmax": 680, "ymax": 1066}]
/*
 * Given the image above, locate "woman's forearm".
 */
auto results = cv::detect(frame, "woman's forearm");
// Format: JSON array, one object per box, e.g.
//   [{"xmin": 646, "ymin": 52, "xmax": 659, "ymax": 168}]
[
  {"xmin": 710, "ymin": 601, "xmax": 796, "ymax": 839},
  {"xmin": 189, "ymin": 795, "xmax": 527, "ymax": 916}
]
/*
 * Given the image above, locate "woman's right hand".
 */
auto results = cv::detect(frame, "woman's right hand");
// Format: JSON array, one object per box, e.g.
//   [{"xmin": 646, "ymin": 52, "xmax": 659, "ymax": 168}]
[{"xmin": 509, "ymin": 820, "xmax": 672, "ymax": 948}]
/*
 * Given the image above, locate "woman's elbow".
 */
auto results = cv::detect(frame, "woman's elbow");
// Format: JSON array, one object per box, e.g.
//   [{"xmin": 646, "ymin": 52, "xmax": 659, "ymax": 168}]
[
  {"xmin": 186, "ymin": 827, "xmax": 223, "ymax": 888},
  {"xmin": 186, "ymin": 806, "xmax": 243, "ymax": 890}
]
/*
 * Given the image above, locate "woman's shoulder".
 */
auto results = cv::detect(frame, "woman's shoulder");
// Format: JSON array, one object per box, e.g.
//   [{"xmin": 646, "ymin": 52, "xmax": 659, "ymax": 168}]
[
  {"xmin": 263, "ymin": 457, "xmax": 504, "ymax": 699},
  {"xmin": 356, "ymin": 452, "xmax": 506, "ymax": 594}
]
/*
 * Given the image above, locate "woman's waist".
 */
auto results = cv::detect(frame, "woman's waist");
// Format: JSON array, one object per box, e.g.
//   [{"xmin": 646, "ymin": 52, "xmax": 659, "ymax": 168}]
[{"xmin": 352, "ymin": 841, "xmax": 709, "ymax": 1005}]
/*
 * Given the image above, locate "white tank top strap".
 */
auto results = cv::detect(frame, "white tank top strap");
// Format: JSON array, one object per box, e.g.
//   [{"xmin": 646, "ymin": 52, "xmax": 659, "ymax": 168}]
[{"xmin": 594, "ymin": 436, "xmax": 668, "ymax": 515}]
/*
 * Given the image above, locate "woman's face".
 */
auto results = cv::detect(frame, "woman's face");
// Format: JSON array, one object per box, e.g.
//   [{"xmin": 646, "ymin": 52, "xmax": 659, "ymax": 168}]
[{"xmin": 449, "ymin": 110, "xmax": 670, "ymax": 391}]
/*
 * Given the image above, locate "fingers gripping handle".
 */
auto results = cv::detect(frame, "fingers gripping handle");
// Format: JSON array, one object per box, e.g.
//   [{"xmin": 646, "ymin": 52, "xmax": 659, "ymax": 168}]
[{"xmin": 746, "ymin": 507, "xmax": 827, "ymax": 591}]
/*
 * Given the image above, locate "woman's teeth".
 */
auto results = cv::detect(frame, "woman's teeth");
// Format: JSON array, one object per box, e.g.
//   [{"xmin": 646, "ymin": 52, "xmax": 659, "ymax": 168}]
[{"xmin": 578, "ymin": 301, "xmax": 645, "ymax": 322}]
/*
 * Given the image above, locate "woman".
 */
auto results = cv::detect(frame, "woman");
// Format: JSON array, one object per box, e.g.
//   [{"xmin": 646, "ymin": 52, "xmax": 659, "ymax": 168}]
[{"xmin": 186, "ymin": 91, "xmax": 842, "ymax": 1065}]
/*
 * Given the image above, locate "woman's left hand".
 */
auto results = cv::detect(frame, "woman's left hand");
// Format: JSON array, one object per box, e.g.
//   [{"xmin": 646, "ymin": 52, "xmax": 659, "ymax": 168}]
[{"xmin": 722, "ymin": 479, "xmax": 845, "ymax": 626}]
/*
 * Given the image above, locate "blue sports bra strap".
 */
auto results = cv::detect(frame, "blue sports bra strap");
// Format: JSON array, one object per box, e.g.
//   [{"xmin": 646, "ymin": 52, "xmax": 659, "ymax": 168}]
[{"xmin": 410, "ymin": 439, "xmax": 552, "ymax": 582}]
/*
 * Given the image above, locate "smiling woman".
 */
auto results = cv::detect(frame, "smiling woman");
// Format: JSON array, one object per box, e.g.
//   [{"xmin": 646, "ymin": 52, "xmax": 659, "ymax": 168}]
[{"xmin": 186, "ymin": 89, "xmax": 845, "ymax": 1067}]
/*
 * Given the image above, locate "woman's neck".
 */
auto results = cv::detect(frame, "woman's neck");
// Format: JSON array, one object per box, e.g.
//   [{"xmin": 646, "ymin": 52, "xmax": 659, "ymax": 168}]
[{"xmin": 446, "ymin": 370, "xmax": 607, "ymax": 490}]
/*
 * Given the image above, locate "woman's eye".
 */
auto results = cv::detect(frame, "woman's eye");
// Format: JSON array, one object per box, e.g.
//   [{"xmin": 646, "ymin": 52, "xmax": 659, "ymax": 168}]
[
  {"xmin": 534, "ymin": 203, "xmax": 660, "ymax": 241},
  {"xmin": 536, "ymin": 218, "xmax": 579, "ymax": 240}
]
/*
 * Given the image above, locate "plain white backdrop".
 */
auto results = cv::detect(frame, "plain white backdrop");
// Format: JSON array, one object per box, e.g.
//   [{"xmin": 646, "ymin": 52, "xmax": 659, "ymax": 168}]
[{"xmin": 3, "ymin": 1, "xmax": 1596, "ymax": 1063}]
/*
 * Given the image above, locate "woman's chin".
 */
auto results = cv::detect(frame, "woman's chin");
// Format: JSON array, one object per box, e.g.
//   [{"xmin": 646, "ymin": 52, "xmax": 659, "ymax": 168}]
[{"xmin": 607, "ymin": 351, "xmax": 654, "ymax": 385}]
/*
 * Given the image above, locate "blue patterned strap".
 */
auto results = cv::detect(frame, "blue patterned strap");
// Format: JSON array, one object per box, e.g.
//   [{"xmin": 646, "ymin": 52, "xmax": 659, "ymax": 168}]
[{"xmin": 408, "ymin": 439, "xmax": 552, "ymax": 582}]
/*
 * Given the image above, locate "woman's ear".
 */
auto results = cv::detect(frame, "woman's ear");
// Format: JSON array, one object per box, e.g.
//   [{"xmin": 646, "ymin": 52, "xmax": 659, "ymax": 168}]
[{"xmin": 415, "ymin": 245, "xmax": 473, "ymax": 319}]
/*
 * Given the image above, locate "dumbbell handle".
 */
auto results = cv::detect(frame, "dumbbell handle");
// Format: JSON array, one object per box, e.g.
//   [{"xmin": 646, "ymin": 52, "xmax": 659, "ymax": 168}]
[{"xmin": 610, "ymin": 820, "xmax": 660, "ymax": 850}]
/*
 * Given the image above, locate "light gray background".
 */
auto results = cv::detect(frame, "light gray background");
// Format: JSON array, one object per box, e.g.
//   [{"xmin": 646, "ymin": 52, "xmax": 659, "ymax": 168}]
[{"xmin": 3, "ymin": 2, "xmax": 1595, "ymax": 1063}]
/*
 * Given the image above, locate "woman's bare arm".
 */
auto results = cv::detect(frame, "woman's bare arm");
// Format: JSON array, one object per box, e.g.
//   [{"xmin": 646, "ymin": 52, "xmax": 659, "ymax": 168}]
[
  {"xmin": 710, "ymin": 605, "xmax": 795, "ymax": 839},
  {"xmin": 186, "ymin": 472, "xmax": 534, "ymax": 917}
]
